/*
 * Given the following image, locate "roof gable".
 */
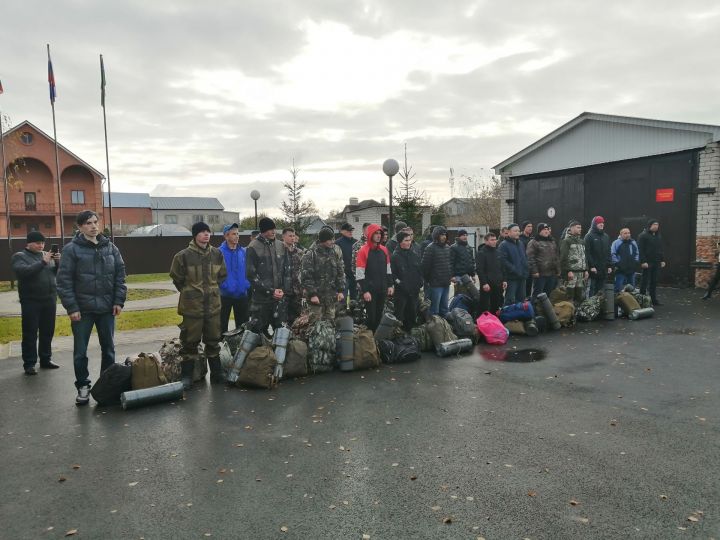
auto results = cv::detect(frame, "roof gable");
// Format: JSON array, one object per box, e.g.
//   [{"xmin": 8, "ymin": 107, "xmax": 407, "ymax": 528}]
[{"xmin": 495, "ymin": 112, "xmax": 720, "ymax": 177}]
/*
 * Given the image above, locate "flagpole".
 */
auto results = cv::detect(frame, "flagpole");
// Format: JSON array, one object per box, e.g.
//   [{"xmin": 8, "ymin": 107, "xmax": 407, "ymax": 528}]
[
  {"xmin": 100, "ymin": 54, "xmax": 114, "ymax": 242},
  {"xmin": 47, "ymin": 44, "xmax": 65, "ymax": 245}
]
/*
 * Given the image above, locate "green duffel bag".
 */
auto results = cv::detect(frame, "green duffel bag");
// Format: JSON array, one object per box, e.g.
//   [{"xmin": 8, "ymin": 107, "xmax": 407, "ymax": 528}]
[
  {"xmin": 410, "ymin": 325, "xmax": 434, "ymax": 352},
  {"xmin": 283, "ymin": 339, "xmax": 308, "ymax": 379},
  {"xmin": 616, "ymin": 292, "xmax": 641, "ymax": 315},
  {"xmin": 237, "ymin": 345, "xmax": 277, "ymax": 389},
  {"xmin": 426, "ymin": 316, "xmax": 458, "ymax": 350},
  {"xmin": 353, "ymin": 327, "xmax": 381, "ymax": 370}
]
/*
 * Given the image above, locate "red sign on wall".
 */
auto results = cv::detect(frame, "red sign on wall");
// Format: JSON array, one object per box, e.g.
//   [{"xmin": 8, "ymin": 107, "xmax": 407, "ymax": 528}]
[{"xmin": 655, "ymin": 188, "xmax": 674, "ymax": 202}]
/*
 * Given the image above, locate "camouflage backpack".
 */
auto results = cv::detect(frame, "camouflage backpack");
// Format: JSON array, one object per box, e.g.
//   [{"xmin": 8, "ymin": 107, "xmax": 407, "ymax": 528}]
[
  {"xmin": 410, "ymin": 325, "xmax": 434, "ymax": 352},
  {"xmin": 630, "ymin": 291, "xmax": 652, "ymax": 308},
  {"xmin": 291, "ymin": 312, "xmax": 313, "ymax": 341},
  {"xmin": 307, "ymin": 320, "xmax": 337, "ymax": 373},
  {"xmin": 158, "ymin": 338, "xmax": 208, "ymax": 382},
  {"xmin": 576, "ymin": 294, "xmax": 604, "ymax": 322}
]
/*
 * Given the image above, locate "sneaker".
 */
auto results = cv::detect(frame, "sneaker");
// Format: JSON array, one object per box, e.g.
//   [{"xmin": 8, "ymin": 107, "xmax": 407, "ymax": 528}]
[
  {"xmin": 24, "ymin": 366, "xmax": 38, "ymax": 376},
  {"xmin": 75, "ymin": 385, "xmax": 91, "ymax": 406}
]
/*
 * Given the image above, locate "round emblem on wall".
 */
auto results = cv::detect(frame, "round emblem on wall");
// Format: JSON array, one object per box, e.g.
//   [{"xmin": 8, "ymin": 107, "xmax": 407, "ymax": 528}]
[{"xmin": 547, "ymin": 207, "xmax": 556, "ymax": 218}]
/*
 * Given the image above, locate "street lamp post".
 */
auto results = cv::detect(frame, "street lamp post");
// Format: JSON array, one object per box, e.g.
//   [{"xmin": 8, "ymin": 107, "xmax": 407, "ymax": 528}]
[
  {"xmin": 250, "ymin": 190, "xmax": 260, "ymax": 230},
  {"xmin": 382, "ymin": 158, "xmax": 399, "ymax": 230}
]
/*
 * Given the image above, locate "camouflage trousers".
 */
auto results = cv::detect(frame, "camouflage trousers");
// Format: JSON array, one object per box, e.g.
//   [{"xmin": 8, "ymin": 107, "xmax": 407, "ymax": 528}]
[
  {"xmin": 563, "ymin": 275, "xmax": 587, "ymax": 304},
  {"xmin": 308, "ymin": 297, "xmax": 336, "ymax": 321},
  {"xmin": 179, "ymin": 314, "xmax": 221, "ymax": 362}
]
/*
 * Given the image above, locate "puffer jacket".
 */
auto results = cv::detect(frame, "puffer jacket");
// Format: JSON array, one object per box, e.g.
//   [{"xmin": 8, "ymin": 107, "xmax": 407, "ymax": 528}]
[
  {"xmin": 638, "ymin": 224, "xmax": 664, "ymax": 265},
  {"xmin": 526, "ymin": 236, "xmax": 561, "ymax": 276},
  {"xmin": 56, "ymin": 233, "xmax": 127, "ymax": 314},
  {"xmin": 11, "ymin": 248, "xmax": 58, "ymax": 303},
  {"xmin": 584, "ymin": 218, "xmax": 611, "ymax": 271},
  {"xmin": 560, "ymin": 234, "xmax": 588, "ymax": 273},
  {"xmin": 170, "ymin": 240, "xmax": 227, "ymax": 318},
  {"xmin": 476, "ymin": 244, "xmax": 504, "ymax": 285},
  {"xmin": 421, "ymin": 226, "xmax": 452, "ymax": 287},
  {"xmin": 498, "ymin": 237, "xmax": 529, "ymax": 280},
  {"xmin": 356, "ymin": 224, "xmax": 393, "ymax": 293},
  {"xmin": 391, "ymin": 245, "xmax": 423, "ymax": 296},
  {"xmin": 450, "ymin": 239, "xmax": 476, "ymax": 277},
  {"xmin": 246, "ymin": 235, "xmax": 281, "ymax": 302},
  {"xmin": 219, "ymin": 242, "xmax": 250, "ymax": 299},
  {"xmin": 300, "ymin": 243, "xmax": 345, "ymax": 299}
]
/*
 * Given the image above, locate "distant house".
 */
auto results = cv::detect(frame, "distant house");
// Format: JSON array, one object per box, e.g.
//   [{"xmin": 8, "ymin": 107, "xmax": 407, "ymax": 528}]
[
  {"xmin": 103, "ymin": 192, "xmax": 152, "ymax": 234},
  {"xmin": 439, "ymin": 198, "xmax": 472, "ymax": 217},
  {"xmin": 150, "ymin": 197, "xmax": 239, "ymax": 232},
  {"xmin": 301, "ymin": 215, "xmax": 327, "ymax": 235},
  {"xmin": 335, "ymin": 197, "xmax": 432, "ymax": 239}
]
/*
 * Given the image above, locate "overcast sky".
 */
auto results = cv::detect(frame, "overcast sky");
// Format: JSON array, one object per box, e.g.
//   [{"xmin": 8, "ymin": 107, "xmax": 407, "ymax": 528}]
[{"xmin": 2, "ymin": 1, "xmax": 719, "ymax": 219}]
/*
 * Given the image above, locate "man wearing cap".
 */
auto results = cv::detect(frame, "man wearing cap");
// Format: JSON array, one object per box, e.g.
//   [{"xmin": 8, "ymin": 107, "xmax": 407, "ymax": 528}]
[
  {"xmin": 385, "ymin": 221, "xmax": 407, "ymax": 254},
  {"xmin": 498, "ymin": 223, "xmax": 529, "ymax": 305},
  {"xmin": 246, "ymin": 217, "xmax": 284, "ymax": 335},
  {"xmin": 57, "ymin": 210, "xmax": 127, "ymax": 405},
  {"xmin": 526, "ymin": 223, "xmax": 561, "ymax": 300},
  {"xmin": 336, "ymin": 223, "xmax": 357, "ymax": 300},
  {"xmin": 638, "ymin": 219, "xmax": 665, "ymax": 305},
  {"xmin": 218, "ymin": 223, "xmax": 250, "ymax": 333},
  {"xmin": 560, "ymin": 220, "xmax": 589, "ymax": 304},
  {"xmin": 11, "ymin": 231, "xmax": 61, "ymax": 375},
  {"xmin": 276, "ymin": 227, "xmax": 304, "ymax": 326},
  {"xmin": 170, "ymin": 221, "xmax": 227, "ymax": 389},
  {"xmin": 584, "ymin": 216, "xmax": 612, "ymax": 296},
  {"xmin": 301, "ymin": 228, "xmax": 345, "ymax": 321}
]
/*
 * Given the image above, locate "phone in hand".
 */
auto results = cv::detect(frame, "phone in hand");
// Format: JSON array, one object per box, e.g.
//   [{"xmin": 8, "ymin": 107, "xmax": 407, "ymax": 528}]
[{"xmin": 50, "ymin": 244, "xmax": 59, "ymax": 254}]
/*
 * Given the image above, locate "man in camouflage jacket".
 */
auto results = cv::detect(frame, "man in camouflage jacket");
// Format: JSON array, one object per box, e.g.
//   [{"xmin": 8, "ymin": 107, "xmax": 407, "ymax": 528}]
[
  {"xmin": 276, "ymin": 227, "xmax": 304, "ymax": 326},
  {"xmin": 559, "ymin": 220, "xmax": 589, "ymax": 304},
  {"xmin": 170, "ymin": 221, "xmax": 227, "ymax": 388},
  {"xmin": 301, "ymin": 228, "xmax": 345, "ymax": 321}
]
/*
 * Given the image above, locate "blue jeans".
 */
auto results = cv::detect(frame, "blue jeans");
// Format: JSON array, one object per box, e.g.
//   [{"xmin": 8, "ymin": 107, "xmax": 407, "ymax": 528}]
[
  {"xmin": 504, "ymin": 279, "xmax": 526, "ymax": 305},
  {"xmin": 614, "ymin": 272, "xmax": 635, "ymax": 292},
  {"xmin": 531, "ymin": 276, "xmax": 557, "ymax": 300},
  {"xmin": 427, "ymin": 286, "xmax": 449, "ymax": 317},
  {"xmin": 72, "ymin": 312, "xmax": 116, "ymax": 389}
]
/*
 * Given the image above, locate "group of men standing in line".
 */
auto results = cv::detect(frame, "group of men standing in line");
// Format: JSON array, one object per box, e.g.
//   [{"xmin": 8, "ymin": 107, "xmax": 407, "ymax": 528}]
[{"xmin": 11, "ymin": 208, "xmax": 720, "ymax": 405}]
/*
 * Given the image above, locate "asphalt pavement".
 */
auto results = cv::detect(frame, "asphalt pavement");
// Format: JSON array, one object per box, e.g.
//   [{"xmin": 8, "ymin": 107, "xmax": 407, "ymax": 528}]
[{"xmin": 0, "ymin": 288, "xmax": 718, "ymax": 539}]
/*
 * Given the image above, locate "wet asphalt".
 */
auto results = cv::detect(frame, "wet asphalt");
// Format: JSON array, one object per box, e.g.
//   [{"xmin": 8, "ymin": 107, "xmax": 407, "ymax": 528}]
[{"xmin": 1, "ymin": 289, "xmax": 718, "ymax": 540}]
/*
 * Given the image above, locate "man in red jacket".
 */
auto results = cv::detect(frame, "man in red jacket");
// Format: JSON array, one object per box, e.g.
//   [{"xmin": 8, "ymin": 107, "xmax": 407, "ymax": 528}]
[{"xmin": 355, "ymin": 224, "xmax": 394, "ymax": 331}]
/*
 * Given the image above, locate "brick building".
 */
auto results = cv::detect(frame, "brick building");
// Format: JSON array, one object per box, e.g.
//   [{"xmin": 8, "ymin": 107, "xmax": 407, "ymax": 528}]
[
  {"xmin": 103, "ymin": 192, "xmax": 152, "ymax": 235},
  {"xmin": 1, "ymin": 120, "xmax": 104, "ymax": 239},
  {"xmin": 494, "ymin": 112, "xmax": 720, "ymax": 287}
]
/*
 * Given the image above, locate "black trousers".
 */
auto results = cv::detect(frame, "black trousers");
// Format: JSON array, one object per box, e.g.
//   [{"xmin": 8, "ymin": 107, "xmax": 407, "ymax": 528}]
[
  {"xmin": 640, "ymin": 265, "xmax": 660, "ymax": 301},
  {"xmin": 394, "ymin": 291, "xmax": 419, "ymax": 331},
  {"xmin": 707, "ymin": 264, "xmax": 720, "ymax": 292},
  {"xmin": 220, "ymin": 295, "xmax": 249, "ymax": 333},
  {"xmin": 248, "ymin": 300, "xmax": 285, "ymax": 336},
  {"xmin": 365, "ymin": 291, "xmax": 387, "ymax": 332},
  {"xmin": 479, "ymin": 283, "xmax": 504, "ymax": 315},
  {"xmin": 20, "ymin": 299, "xmax": 57, "ymax": 369}
]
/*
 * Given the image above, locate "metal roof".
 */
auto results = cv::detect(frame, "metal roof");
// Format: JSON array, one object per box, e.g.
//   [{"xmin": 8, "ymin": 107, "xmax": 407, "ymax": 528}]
[
  {"xmin": 494, "ymin": 112, "xmax": 720, "ymax": 177},
  {"xmin": 127, "ymin": 224, "xmax": 191, "ymax": 236},
  {"xmin": 103, "ymin": 192, "xmax": 151, "ymax": 208},
  {"xmin": 150, "ymin": 197, "xmax": 224, "ymax": 210}
]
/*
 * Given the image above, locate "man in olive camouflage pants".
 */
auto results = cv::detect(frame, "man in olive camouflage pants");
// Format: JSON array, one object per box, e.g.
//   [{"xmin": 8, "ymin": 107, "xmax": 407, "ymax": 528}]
[
  {"xmin": 560, "ymin": 220, "xmax": 589, "ymax": 304},
  {"xmin": 300, "ymin": 228, "xmax": 345, "ymax": 321}
]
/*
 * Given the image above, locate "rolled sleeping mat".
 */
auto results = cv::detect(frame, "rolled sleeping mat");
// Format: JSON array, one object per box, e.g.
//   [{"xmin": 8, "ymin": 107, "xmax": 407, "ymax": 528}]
[
  {"xmin": 629, "ymin": 307, "xmax": 655, "ymax": 320},
  {"xmin": 460, "ymin": 274, "xmax": 480, "ymax": 301},
  {"xmin": 272, "ymin": 326, "xmax": 292, "ymax": 379},
  {"xmin": 436, "ymin": 338, "xmax": 474, "ymax": 357},
  {"xmin": 536, "ymin": 293, "xmax": 561, "ymax": 330},
  {"xmin": 121, "ymin": 382, "xmax": 184, "ymax": 410},
  {"xmin": 227, "ymin": 330, "xmax": 262, "ymax": 383},
  {"xmin": 603, "ymin": 283, "xmax": 616, "ymax": 321},
  {"xmin": 337, "ymin": 316, "xmax": 355, "ymax": 371},
  {"xmin": 523, "ymin": 319, "xmax": 539, "ymax": 337},
  {"xmin": 374, "ymin": 312, "xmax": 401, "ymax": 342}
]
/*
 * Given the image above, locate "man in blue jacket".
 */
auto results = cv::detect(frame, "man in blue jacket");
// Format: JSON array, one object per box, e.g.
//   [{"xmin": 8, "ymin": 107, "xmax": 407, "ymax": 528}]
[
  {"xmin": 498, "ymin": 223, "xmax": 529, "ymax": 305},
  {"xmin": 57, "ymin": 211, "xmax": 127, "ymax": 406},
  {"xmin": 219, "ymin": 223, "xmax": 251, "ymax": 333}
]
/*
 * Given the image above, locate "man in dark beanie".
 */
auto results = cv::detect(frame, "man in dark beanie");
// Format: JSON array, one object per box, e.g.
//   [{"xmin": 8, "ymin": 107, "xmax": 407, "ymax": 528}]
[
  {"xmin": 519, "ymin": 221, "xmax": 533, "ymax": 296},
  {"xmin": 637, "ymin": 219, "xmax": 665, "ymax": 305},
  {"xmin": 170, "ymin": 221, "xmax": 227, "ymax": 389},
  {"xmin": 246, "ymin": 216, "xmax": 284, "ymax": 335},
  {"xmin": 336, "ymin": 223, "xmax": 357, "ymax": 300},
  {"xmin": 385, "ymin": 220, "xmax": 407, "ymax": 254},
  {"xmin": 526, "ymin": 223, "xmax": 560, "ymax": 300},
  {"xmin": 391, "ymin": 230, "xmax": 423, "ymax": 331},
  {"xmin": 301, "ymin": 228, "xmax": 345, "ymax": 321},
  {"xmin": 584, "ymin": 216, "xmax": 612, "ymax": 296},
  {"xmin": 11, "ymin": 231, "xmax": 61, "ymax": 375}
]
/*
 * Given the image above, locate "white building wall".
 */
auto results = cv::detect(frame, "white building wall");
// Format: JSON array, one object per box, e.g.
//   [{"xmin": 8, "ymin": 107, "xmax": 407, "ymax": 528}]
[
  {"xmin": 695, "ymin": 141, "xmax": 720, "ymax": 287},
  {"xmin": 500, "ymin": 174, "xmax": 515, "ymax": 226}
]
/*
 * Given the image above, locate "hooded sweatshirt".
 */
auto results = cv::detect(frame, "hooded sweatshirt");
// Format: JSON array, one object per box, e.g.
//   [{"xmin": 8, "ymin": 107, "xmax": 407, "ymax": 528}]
[
  {"xmin": 637, "ymin": 220, "xmax": 664, "ymax": 265},
  {"xmin": 584, "ymin": 217, "xmax": 611, "ymax": 271},
  {"xmin": 355, "ymin": 224, "xmax": 393, "ymax": 293}
]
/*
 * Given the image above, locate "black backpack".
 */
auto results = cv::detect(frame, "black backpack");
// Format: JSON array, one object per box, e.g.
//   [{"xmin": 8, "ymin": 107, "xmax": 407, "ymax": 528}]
[
  {"xmin": 445, "ymin": 308, "xmax": 477, "ymax": 339},
  {"xmin": 377, "ymin": 336, "xmax": 421, "ymax": 364},
  {"xmin": 90, "ymin": 363, "xmax": 133, "ymax": 406}
]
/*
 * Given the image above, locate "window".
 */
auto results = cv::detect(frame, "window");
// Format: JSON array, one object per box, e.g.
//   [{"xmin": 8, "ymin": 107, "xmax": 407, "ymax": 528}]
[
  {"xmin": 165, "ymin": 215, "xmax": 178, "ymax": 224},
  {"xmin": 192, "ymin": 214, "xmax": 204, "ymax": 223},
  {"xmin": 353, "ymin": 216, "xmax": 359, "ymax": 223},
  {"xmin": 24, "ymin": 192, "xmax": 36, "ymax": 211},
  {"xmin": 207, "ymin": 214, "xmax": 219, "ymax": 224},
  {"xmin": 71, "ymin": 190, "xmax": 85, "ymax": 204},
  {"xmin": 20, "ymin": 132, "xmax": 34, "ymax": 145}
]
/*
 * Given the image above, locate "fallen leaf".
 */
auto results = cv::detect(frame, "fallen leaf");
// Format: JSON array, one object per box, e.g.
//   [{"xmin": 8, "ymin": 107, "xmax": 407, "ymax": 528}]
[
  {"xmin": 687, "ymin": 516, "xmax": 699, "ymax": 523},
  {"xmin": 58, "ymin": 476, "xmax": 67, "ymax": 483},
  {"xmin": 466, "ymin": 496, "xmax": 474, "ymax": 501},
  {"xmin": 71, "ymin": 465, "xmax": 81, "ymax": 470},
  {"xmin": 659, "ymin": 495, "xmax": 668, "ymax": 500},
  {"xmin": 329, "ymin": 505, "xmax": 336, "ymax": 510},
  {"xmin": 362, "ymin": 535, "xmax": 371, "ymax": 540},
  {"xmin": 65, "ymin": 530, "xmax": 78, "ymax": 537},
  {"xmin": 442, "ymin": 517, "xmax": 452, "ymax": 524},
  {"xmin": 128, "ymin": 482, "xmax": 138, "ymax": 487},
  {"xmin": 216, "ymin": 479, "xmax": 223, "ymax": 484},
  {"xmin": 527, "ymin": 491, "xmax": 537, "ymax": 497},
  {"xmin": 569, "ymin": 499, "xmax": 580, "ymax": 506},
  {"xmin": 280, "ymin": 526, "xmax": 288, "ymax": 532},
  {"xmin": 410, "ymin": 475, "xmax": 417, "ymax": 481},
  {"xmin": 431, "ymin": 506, "xmax": 441, "ymax": 511}
]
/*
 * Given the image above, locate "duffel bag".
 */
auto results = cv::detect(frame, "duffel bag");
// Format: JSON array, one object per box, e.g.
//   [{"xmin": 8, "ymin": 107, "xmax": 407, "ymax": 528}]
[
  {"xmin": 576, "ymin": 294, "xmax": 604, "ymax": 322},
  {"xmin": 497, "ymin": 301, "xmax": 535, "ymax": 323},
  {"xmin": 616, "ymin": 292, "xmax": 641, "ymax": 315},
  {"xmin": 90, "ymin": 363, "xmax": 133, "ymax": 406},
  {"xmin": 307, "ymin": 320, "xmax": 336, "ymax": 373},
  {"xmin": 448, "ymin": 293, "xmax": 474, "ymax": 314},
  {"xmin": 553, "ymin": 301, "xmax": 576, "ymax": 327},
  {"xmin": 283, "ymin": 339, "xmax": 308, "ymax": 379},
  {"xmin": 353, "ymin": 327, "xmax": 381, "ymax": 371},
  {"xmin": 410, "ymin": 324, "xmax": 434, "ymax": 352},
  {"xmin": 445, "ymin": 308, "xmax": 481, "ymax": 343},
  {"xmin": 378, "ymin": 336, "xmax": 421, "ymax": 364},
  {"xmin": 504, "ymin": 320, "xmax": 526, "ymax": 335},
  {"xmin": 426, "ymin": 315, "xmax": 458, "ymax": 349},
  {"xmin": 238, "ymin": 345, "xmax": 277, "ymax": 389},
  {"xmin": 129, "ymin": 352, "xmax": 167, "ymax": 390},
  {"xmin": 158, "ymin": 338, "xmax": 207, "ymax": 383},
  {"xmin": 549, "ymin": 286, "xmax": 572, "ymax": 304},
  {"xmin": 476, "ymin": 312, "xmax": 509, "ymax": 345}
]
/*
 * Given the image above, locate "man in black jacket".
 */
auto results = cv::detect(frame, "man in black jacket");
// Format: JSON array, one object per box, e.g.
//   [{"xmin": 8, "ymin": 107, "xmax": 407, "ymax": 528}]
[
  {"xmin": 421, "ymin": 226, "xmax": 452, "ymax": 316},
  {"xmin": 57, "ymin": 211, "xmax": 126, "ymax": 406},
  {"xmin": 638, "ymin": 219, "xmax": 665, "ymax": 305},
  {"xmin": 355, "ymin": 224, "xmax": 394, "ymax": 331},
  {"xmin": 391, "ymin": 231, "xmax": 423, "ymax": 331},
  {"xmin": 246, "ymin": 217, "xmax": 284, "ymax": 335},
  {"xmin": 476, "ymin": 233, "xmax": 506, "ymax": 314},
  {"xmin": 11, "ymin": 231, "xmax": 61, "ymax": 375},
  {"xmin": 450, "ymin": 229, "xmax": 476, "ymax": 280},
  {"xmin": 335, "ymin": 222, "xmax": 356, "ymax": 300},
  {"xmin": 584, "ymin": 216, "xmax": 612, "ymax": 296}
]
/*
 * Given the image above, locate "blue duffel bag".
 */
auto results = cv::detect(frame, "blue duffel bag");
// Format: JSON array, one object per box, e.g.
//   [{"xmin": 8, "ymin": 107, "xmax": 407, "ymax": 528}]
[{"xmin": 497, "ymin": 301, "xmax": 535, "ymax": 323}]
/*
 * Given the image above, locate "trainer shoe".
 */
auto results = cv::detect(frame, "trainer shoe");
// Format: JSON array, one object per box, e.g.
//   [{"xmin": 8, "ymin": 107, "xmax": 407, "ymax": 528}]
[
  {"xmin": 75, "ymin": 385, "xmax": 91, "ymax": 406},
  {"xmin": 40, "ymin": 360, "xmax": 60, "ymax": 369},
  {"xmin": 24, "ymin": 366, "xmax": 38, "ymax": 376}
]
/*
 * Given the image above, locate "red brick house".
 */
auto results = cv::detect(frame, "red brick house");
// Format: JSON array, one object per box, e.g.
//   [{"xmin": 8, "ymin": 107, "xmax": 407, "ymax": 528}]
[{"xmin": 1, "ymin": 120, "xmax": 104, "ymax": 238}]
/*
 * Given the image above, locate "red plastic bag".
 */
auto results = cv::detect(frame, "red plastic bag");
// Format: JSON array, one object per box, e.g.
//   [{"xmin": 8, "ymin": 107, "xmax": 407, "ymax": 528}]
[{"xmin": 476, "ymin": 312, "xmax": 509, "ymax": 345}]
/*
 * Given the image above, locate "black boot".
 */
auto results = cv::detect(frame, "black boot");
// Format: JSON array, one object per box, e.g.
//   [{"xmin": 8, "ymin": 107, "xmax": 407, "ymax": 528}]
[
  {"xmin": 180, "ymin": 361, "xmax": 194, "ymax": 390},
  {"xmin": 208, "ymin": 357, "xmax": 225, "ymax": 384},
  {"xmin": 702, "ymin": 289, "xmax": 713, "ymax": 300}
]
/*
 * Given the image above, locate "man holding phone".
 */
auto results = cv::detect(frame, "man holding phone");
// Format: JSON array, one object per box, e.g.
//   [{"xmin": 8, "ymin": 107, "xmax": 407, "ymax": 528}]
[{"xmin": 11, "ymin": 231, "xmax": 62, "ymax": 375}]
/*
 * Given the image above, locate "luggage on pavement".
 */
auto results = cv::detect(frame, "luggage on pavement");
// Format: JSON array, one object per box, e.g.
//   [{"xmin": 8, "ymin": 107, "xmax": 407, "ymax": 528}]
[
  {"xmin": 90, "ymin": 363, "xmax": 133, "ymax": 406},
  {"xmin": 374, "ymin": 311, "xmax": 403, "ymax": 342},
  {"xmin": 121, "ymin": 382, "xmax": 184, "ymax": 410},
  {"xmin": 158, "ymin": 338, "xmax": 208, "ymax": 383},
  {"xmin": 549, "ymin": 286, "xmax": 571, "ymax": 304},
  {"xmin": 448, "ymin": 293, "xmax": 474, "ymax": 314},
  {"xmin": 307, "ymin": 319, "xmax": 336, "ymax": 373},
  {"xmin": 426, "ymin": 315, "xmax": 458, "ymax": 350},
  {"xmin": 616, "ymin": 291, "xmax": 641, "ymax": 315},
  {"xmin": 497, "ymin": 301, "xmax": 535, "ymax": 323},
  {"xmin": 352, "ymin": 326, "xmax": 381, "ymax": 370},
  {"xmin": 237, "ymin": 345, "xmax": 277, "ymax": 389},
  {"xmin": 576, "ymin": 294, "xmax": 604, "ymax": 322},
  {"xmin": 504, "ymin": 320, "xmax": 526, "ymax": 335},
  {"xmin": 283, "ymin": 339, "xmax": 309, "ymax": 379},
  {"xmin": 410, "ymin": 324, "xmax": 434, "ymax": 352},
  {"xmin": 553, "ymin": 301, "xmax": 576, "ymax": 327},
  {"xmin": 128, "ymin": 352, "xmax": 167, "ymax": 390},
  {"xmin": 336, "ymin": 316, "xmax": 355, "ymax": 371},
  {"xmin": 536, "ymin": 293, "xmax": 561, "ymax": 330},
  {"xmin": 445, "ymin": 308, "xmax": 479, "ymax": 342},
  {"xmin": 377, "ymin": 336, "xmax": 421, "ymax": 364},
  {"xmin": 227, "ymin": 330, "xmax": 262, "ymax": 383},
  {"xmin": 476, "ymin": 312, "xmax": 509, "ymax": 345},
  {"xmin": 629, "ymin": 307, "xmax": 655, "ymax": 320},
  {"xmin": 436, "ymin": 338, "xmax": 474, "ymax": 357}
]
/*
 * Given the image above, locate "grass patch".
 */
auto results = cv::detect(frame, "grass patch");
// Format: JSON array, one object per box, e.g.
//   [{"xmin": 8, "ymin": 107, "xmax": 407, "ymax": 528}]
[
  {"xmin": 54, "ymin": 288, "xmax": 175, "ymax": 304},
  {"xmin": 0, "ymin": 307, "xmax": 181, "ymax": 344},
  {"xmin": 0, "ymin": 282, "xmax": 15, "ymax": 293},
  {"xmin": 125, "ymin": 273, "xmax": 171, "ymax": 284}
]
